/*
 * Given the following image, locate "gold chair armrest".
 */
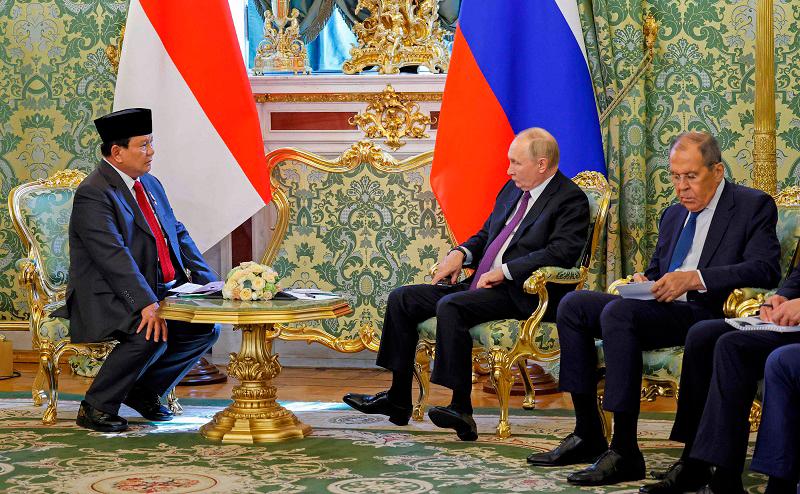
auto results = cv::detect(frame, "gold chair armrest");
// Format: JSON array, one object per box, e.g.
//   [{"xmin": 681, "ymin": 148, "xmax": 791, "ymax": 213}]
[
  {"xmin": 523, "ymin": 266, "xmax": 586, "ymax": 295},
  {"xmin": 724, "ymin": 288, "xmax": 776, "ymax": 318},
  {"xmin": 607, "ymin": 276, "xmax": 634, "ymax": 295}
]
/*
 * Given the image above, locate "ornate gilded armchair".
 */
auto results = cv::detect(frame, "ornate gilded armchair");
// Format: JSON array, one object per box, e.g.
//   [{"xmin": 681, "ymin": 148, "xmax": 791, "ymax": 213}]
[
  {"xmin": 597, "ymin": 185, "xmax": 800, "ymax": 434},
  {"xmin": 10, "ymin": 169, "xmax": 180, "ymax": 424},
  {"xmin": 263, "ymin": 141, "xmax": 455, "ymax": 352},
  {"xmin": 414, "ymin": 172, "xmax": 611, "ymax": 438}
]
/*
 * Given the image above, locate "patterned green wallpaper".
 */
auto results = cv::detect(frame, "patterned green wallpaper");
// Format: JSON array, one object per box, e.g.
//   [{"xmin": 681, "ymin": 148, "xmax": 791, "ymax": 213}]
[
  {"xmin": 1, "ymin": 0, "xmax": 799, "ymax": 323},
  {"xmin": 0, "ymin": 0, "xmax": 127, "ymax": 324},
  {"xmin": 579, "ymin": 0, "xmax": 800, "ymax": 288}
]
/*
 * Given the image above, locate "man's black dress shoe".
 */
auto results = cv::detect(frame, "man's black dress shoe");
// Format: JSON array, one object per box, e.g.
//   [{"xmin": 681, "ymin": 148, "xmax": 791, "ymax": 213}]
[
  {"xmin": 342, "ymin": 391, "xmax": 412, "ymax": 426},
  {"xmin": 76, "ymin": 400, "xmax": 128, "ymax": 432},
  {"xmin": 123, "ymin": 389, "xmax": 173, "ymax": 421},
  {"xmin": 427, "ymin": 406, "xmax": 478, "ymax": 441},
  {"xmin": 639, "ymin": 460, "xmax": 711, "ymax": 493},
  {"xmin": 527, "ymin": 433, "xmax": 608, "ymax": 466},
  {"xmin": 567, "ymin": 449, "xmax": 646, "ymax": 486}
]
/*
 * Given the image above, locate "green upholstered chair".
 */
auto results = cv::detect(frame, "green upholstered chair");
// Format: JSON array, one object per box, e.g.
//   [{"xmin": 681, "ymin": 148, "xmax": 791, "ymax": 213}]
[
  {"xmin": 10, "ymin": 169, "xmax": 180, "ymax": 424},
  {"xmin": 597, "ymin": 185, "xmax": 800, "ymax": 435},
  {"xmin": 263, "ymin": 141, "xmax": 455, "ymax": 353},
  {"xmin": 414, "ymin": 172, "xmax": 611, "ymax": 438}
]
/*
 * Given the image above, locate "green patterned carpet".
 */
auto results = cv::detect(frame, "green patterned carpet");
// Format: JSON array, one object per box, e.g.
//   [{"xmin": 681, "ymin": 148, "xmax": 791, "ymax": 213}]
[{"xmin": 0, "ymin": 394, "xmax": 767, "ymax": 493}]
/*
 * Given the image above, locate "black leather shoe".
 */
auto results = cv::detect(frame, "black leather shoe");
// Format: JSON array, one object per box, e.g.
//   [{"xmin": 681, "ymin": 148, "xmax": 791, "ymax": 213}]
[
  {"xmin": 640, "ymin": 460, "xmax": 711, "ymax": 493},
  {"xmin": 527, "ymin": 433, "xmax": 608, "ymax": 466},
  {"xmin": 76, "ymin": 400, "xmax": 128, "ymax": 432},
  {"xmin": 427, "ymin": 406, "xmax": 478, "ymax": 441},
  {"xmin": 123, "ymin": 389, "xmax": 173, "ymax": 422},
  {"xmin": 342, "ymin": 391, "xmax": 412, "ymax": 426},
  {"xmin": 567, "ymin": 449, "xmax": 646, "ymax": 486}
]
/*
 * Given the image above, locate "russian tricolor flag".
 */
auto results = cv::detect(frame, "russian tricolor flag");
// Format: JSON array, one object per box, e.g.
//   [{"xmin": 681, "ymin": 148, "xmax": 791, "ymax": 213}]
[
  {"xmin": 432, "ymin": 0, "xmax": 605, "ymax": 242},
  {"xmin": 114, "ymin": 0, "xmax": 270, "ymax": 252}
]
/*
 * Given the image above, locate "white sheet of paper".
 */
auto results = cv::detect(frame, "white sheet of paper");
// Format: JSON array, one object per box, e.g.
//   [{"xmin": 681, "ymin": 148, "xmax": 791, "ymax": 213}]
[
  {"xmin": 283, "ymin": 288, "xmax": 339, "ymax": 300},
  {"xmin": 616, "ymin": 281, "xmax": 656, "ymax": 300},
  {"xmin": 168, "ymin": 283, "xmax": 204, "ymax": 294},
  {"xmin": 168, "ymin": 281, "xmax": 224, "ymax": 294}
]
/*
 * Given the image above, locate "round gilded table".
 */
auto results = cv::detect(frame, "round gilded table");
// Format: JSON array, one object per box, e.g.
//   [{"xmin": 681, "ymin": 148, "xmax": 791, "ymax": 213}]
[{"xmin": 158, "ymin": 296, "xmax": 352, "ymax": 443}]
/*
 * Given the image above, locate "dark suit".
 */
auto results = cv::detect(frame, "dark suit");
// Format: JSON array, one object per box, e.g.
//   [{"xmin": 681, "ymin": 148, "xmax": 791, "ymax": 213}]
[
  {"xmin": 54, "ymin": 160, "xmax": 220, "ymax": 414},
  {"xmin": 376, "ymin": 170, "xmax": 590, "ymax": 394},
  {"xmin": 557, "ymin": 180, "xmax": 781, "ymax": 415},
  {"xmin": 671, "ymin": 266, "xmax": 800, "ymax": 473},
  {"xmin": 751, "ymin": 344, "xmax": 800, "ymax": 484}
]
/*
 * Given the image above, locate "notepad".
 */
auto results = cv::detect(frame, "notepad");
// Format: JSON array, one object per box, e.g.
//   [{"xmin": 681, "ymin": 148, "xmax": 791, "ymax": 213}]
[
  {"xmin": 168, "ymin": 281, "xmax": 224, "ymax": 297},
  {"xmin": 725, "ymin": 316, "xmax": 800, "ymax": 333},
  {"xmin": 616, "ymin": 281, "xmax": 656, "ymax": 300}
]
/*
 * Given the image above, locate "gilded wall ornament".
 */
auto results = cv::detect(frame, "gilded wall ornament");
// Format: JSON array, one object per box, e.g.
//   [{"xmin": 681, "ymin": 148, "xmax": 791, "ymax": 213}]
[
  {"xmin": 105, "ymin": 25, "xmax": 125, "ymax": 73},
  {"xmin": 253, "ymin": 0, "xmax": 310, "ymax": 75},
  {"xmin": 349, "ymin": 84, "xmax": 434, "ymax": 149},
  {"xmin": 342, "ymin": 0, "xmax": 450, "ymax": 74}
]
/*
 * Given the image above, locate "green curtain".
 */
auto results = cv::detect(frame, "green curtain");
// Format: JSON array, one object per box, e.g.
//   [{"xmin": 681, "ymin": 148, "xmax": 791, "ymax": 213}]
[
  {"xmin": 577, "ymin": 0, "xmax": 800, "ymax": 290},
  {"xmin": 253, "ymin": 0, "xmax": 460, "ymax": 42}
]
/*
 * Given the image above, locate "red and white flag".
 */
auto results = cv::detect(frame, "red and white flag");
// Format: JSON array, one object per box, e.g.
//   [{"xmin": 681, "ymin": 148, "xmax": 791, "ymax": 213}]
[{"xmin": 114, "ymin": 0, "xmax": 269, "ymax": 252}]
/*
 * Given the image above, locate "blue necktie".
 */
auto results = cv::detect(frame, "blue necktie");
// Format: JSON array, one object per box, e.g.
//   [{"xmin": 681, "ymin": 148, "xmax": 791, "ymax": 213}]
[{"xmin": 668, "ymin": 211, "xmax": 701, "ymax": 272}]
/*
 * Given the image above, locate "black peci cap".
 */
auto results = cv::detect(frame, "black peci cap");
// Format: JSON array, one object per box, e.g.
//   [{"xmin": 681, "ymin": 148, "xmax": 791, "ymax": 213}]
[{"xmin": 94, "ymin": 108, "xmax": 152, "ymax": 142}]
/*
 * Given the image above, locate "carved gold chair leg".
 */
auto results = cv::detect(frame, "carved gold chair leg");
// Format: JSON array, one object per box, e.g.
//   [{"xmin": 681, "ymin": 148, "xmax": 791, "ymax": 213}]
[
  {"xmin": 749, "ymin": 400, "xmax": 762, "ymax": 432},
  {"xmin": 489, "ymin": 349, "xmax": 514, "ymax": 438},
  {"xmin": 412, "ymin": 344, "xmax": 433, "ymax": 422},
  {"xmin": 31, "ymin": 361, "xmax": 46, "ymax": 407},
  {"xmin": 516, "ymin": 359, "xmax": 536, "ymax": 410},
  {"xmin": 40, "ymin": 341, "xmax": 65, "ymax": 425},
  {"xmin": 166, "ymin": 389, "xmax": 183, "ymax": 415},
  {"xmin": 597, "ymin": 388, "xmax": 612, "ymax": 442}
]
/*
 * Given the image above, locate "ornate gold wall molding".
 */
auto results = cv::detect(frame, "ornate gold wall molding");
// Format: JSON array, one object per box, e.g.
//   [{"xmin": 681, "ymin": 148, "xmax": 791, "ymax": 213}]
[
  {"xmin": 0, "ymin": 321, "xmax": 28, "ymax": 332},
  {"xmin": 254, "ymin": 91, "xmax": 442, "ymax": 103},
  {"xmin": 349, "ymin": 84, "xmax": 434, "ymax": 149},
  {"xmin": 342, "ymin": 0, "xmax": 450, "ymax": 74},
  {"xmin": 753, "ymin": 0, "xmax": 777, "ymax": 194}
]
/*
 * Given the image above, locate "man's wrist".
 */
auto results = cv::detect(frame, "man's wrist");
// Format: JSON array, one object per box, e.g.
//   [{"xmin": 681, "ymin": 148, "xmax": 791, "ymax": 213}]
[{"xmin": 449, "ymin": 246, "xmax": 467, "ymax": 258}]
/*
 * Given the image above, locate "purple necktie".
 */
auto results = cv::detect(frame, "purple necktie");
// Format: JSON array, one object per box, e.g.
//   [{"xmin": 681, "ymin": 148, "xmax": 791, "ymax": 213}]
[{"xmin": 470, "ymin": 191, "xmax": 531, "ymax": 289}]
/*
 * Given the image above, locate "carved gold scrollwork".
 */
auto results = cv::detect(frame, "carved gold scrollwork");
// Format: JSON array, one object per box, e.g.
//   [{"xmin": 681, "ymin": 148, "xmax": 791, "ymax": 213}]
[
  {"xmin": 343, "ymin": 0, "xmax": 449, "ymax": 74},
  {"xmin": 41, "ymin": 169, "xmax": 87, "ymax": 188},
  {"xmin": 106, "ymin": 25, "xmax": 125, "ymax": 73},
  {"xmin": 253, "ymin": 0, "xmax": 310, "ymax": 75},
  {"xmin": 350, "ymin": 84, "xmax": 434, "ymax": 150}
]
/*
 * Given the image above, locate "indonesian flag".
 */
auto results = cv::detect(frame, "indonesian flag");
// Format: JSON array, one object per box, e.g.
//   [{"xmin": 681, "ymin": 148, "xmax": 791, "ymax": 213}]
[{"xmin": 114, "ymin": 0, "xmax": 270, "ymax": 252}]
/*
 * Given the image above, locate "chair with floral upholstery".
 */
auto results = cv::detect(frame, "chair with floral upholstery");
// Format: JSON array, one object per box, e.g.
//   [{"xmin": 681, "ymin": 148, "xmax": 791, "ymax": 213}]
[
  {"xmin": 413, "ymin": 172, "xmax": 611, "ymax": 438},
  {"xmin": 263, "ymin": 141, "xmax": 456, "ymax": 353},
  {"xmin": 10, "ymin": 169, "xmax": 180, "ymax": 424},
  {"xmin": 597, "ymin": 185, "xmax": 800, "ymax": 435}
]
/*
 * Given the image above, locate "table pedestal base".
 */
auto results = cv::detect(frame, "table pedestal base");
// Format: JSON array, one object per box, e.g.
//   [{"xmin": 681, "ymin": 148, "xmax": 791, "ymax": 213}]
[{"xmin": 200, "ymin": 323, "xmax": 311, "ymax": 443}]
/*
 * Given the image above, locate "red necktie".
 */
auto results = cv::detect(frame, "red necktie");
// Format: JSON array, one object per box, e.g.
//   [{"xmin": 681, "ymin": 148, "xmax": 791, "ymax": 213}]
[{"xmin": 133, "ymin": 181, "xmax": 175, "ymax": 283}]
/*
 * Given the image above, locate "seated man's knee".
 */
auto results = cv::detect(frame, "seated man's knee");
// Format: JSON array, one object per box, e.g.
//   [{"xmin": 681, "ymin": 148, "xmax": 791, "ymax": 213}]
[
  {"xmin": 435, "ymin": 292, "xmax": 461, "ymax": 317},
  {"xmin": 556, "ymin": 291, "xmax": 584, "ymax": 326},
  {"xmin": 387, "ymin": 284, "xmax": 417, "ymax": 310},
  {"xmin": 684, "ymin": 319, "xmax": 728, "ymax": 354},
  {"xmin": 713, "ymin": 331, "xmax": 749, "ymax": 361},
  {"xmin": 599, "ymin": 298, "xmax": 636, "ymax": 335}
]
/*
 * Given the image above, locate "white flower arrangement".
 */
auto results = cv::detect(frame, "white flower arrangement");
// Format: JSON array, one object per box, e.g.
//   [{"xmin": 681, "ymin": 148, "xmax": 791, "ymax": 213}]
[{"xmin": 222, "ymin": 261, "xmax": 281, "ymax": 301}]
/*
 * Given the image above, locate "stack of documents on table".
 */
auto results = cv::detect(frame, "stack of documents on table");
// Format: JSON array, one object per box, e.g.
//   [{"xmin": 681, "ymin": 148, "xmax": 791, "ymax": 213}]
[
  {"xmin": 282, "ymin": 288, "xmax": 339, "ymax": 300},
  {"xmin": 168, "ymin": 281, "xmax": 224, "ymax": 297},
  {"xmin": 725, "ymin": 316, "xmax": 800, "ymax": 333},
  {"xmin": 616, "ymin": 281, "xmax": 655, "ymax": 300}
]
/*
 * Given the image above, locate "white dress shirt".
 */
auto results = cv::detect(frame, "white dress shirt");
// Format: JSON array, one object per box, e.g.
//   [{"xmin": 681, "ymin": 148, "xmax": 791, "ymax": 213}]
[
  {"xmin": 461, "ymin": 174, "xmax": 555, "ymax": 280},
  {"xmin": 672, "ymin": 178, "xmax": 725, "ymax": 300}
]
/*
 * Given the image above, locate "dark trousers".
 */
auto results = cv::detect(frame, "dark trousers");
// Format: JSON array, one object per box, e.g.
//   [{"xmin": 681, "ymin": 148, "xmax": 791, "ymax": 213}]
[
  {"xmin": 685, "ymin": 327, "xmax": 800, "ymax": 472},
  {"xmin": 375, "ymin": 282, "xmax": 536, "ymax": 395},
  {"xmin": 557, "ymin": 290, "xmax": 714, "ymax": 413},
  {"xmin": 751, "ymin": 344, "xmax": 800, "ymax": 482},
  {"xmin": 85, "ymin": 319, "xmax": 220, "ymax": 414}
]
